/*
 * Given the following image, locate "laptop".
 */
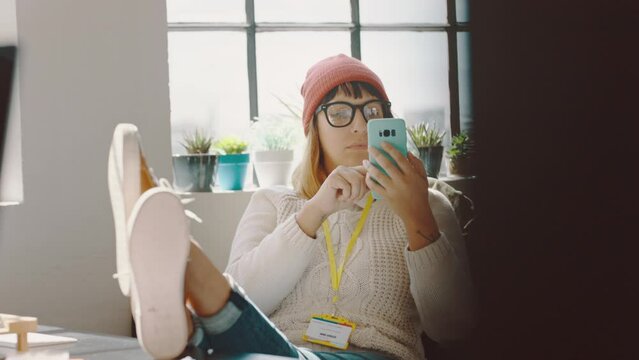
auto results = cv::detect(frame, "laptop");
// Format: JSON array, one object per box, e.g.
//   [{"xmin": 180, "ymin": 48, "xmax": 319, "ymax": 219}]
[{"xmin": 0, "ymin": 46, "xmax": 17, "ymax": 175}]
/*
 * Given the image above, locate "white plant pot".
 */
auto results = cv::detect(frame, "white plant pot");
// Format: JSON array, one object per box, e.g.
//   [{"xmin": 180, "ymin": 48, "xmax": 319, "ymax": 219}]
[{"xmin": 254, "ymin": 150, "xmax": 295, "ymax": 187}]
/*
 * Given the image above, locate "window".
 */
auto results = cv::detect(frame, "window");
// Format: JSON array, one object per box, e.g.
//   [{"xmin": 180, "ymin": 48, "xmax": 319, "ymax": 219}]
[{"xmin": 166, "ymin": 0, "xmax": 471, "ymax": 155}]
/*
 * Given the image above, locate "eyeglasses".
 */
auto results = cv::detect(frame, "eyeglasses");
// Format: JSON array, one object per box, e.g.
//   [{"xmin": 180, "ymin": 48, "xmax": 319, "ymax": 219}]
[{"xmin": 315, "ymin": 99, "xmax": 391, "ymax": 128}]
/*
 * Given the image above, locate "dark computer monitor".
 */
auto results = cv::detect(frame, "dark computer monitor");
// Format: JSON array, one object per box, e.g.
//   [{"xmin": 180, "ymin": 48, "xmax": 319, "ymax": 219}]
[{"xmin": 0, "ymin": 45, "xmax": 17, "ymax": 174}]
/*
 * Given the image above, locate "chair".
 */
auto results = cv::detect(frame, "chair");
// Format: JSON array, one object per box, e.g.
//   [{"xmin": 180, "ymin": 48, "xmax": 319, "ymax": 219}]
[
  {"xmin": 422, "ymin": 178, "xmax": 475, "ymax": 360},
  {"xmin": 427, "ymin": 177, "xmax": 475, "ymax": 242}
]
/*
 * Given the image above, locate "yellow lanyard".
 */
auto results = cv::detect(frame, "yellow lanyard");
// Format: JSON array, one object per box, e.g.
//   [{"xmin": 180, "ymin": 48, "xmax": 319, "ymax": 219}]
[{"xmin": 321, "ymin": 193, "xmax": 374, "ymax": 304}]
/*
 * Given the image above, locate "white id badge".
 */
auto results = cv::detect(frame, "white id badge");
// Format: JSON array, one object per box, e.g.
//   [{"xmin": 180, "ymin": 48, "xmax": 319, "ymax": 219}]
[{"xmin": 303, "ymin": 314, "xmax": 355, "ymax": 350}]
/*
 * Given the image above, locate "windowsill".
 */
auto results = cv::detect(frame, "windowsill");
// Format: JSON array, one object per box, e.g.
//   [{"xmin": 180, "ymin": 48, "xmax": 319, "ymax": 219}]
[
  {"xmin": 436, "ymin": 174, "xmax": 477, "ymax": 182},
  {"xmin": 177, "ymin": 185, "xmax": 259, "ymax": 196},
  {"xmin": 177, "ymin": 175, "xmax": 477, "ymax": 195}
]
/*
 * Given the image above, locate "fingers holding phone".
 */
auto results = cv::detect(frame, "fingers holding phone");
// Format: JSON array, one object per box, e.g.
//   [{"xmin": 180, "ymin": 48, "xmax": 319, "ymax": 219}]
[{"xmin": 366, "ymin": 118, "xmax": 408, "ymax": 199}]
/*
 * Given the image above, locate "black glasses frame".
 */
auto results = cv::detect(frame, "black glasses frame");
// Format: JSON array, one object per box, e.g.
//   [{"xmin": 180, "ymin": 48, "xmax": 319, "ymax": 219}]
[{"xmin": 315, "ymin": 99, "xmax": 392, "ymax": 128}]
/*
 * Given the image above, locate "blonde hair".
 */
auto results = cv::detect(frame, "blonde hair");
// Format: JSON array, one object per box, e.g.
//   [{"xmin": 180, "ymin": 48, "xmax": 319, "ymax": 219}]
[
  {"xmin": 292, "ymin": 119, "xmax": 326, "ymax": 199},
  {"xmin": 293, "ymin": 81, "xmax": 392, "ymax": 199}
]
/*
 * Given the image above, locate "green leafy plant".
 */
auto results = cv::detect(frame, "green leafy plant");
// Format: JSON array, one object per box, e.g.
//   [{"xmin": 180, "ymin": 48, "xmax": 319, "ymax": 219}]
[
  {"xmin": 180, "ymin": 129, "xmax": 214, "ymax": 154},
  {"xmin": 408, "ymin": 122, "xmax": 446, "ymax": 147},
  {"xmin": 255, "ymin": 121, "xmax": 299, "ymax": 151},
  {"xmin": 447, "ymin": 132, "xmax": 474, "ymax": 159},
  {"xmin": 251, "ymin": 115, "xmax": 303, "ymax": 151},
  {"xmin": 215, "ymin": 136, "xmax": 249, "ymax": 155},
  {"xmin": 273, "ymin": 94, "xmax": 302, "ymax": 121},
  {"xmin": 250, "ymin": 94, "xmax": 303, "ymax": 151}
]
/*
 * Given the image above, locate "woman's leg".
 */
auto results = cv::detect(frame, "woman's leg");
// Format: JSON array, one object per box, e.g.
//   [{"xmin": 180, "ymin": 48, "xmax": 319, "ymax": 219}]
[
  {"xmin": 129, "ymin": 188, "xmax": 300, "ymax": 358},
  {"xmin": 184, "ymin": 242, "xmax": 300, "ymax": 358},
  {"xmin": 185, "ymin": 241, "xmax": 231, "ymax": 317}
]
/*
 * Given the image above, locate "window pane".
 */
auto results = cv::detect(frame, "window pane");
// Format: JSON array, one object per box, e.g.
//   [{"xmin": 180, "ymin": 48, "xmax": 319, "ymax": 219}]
[
  {"xmin": 166, "ymin": 0, "xmax": 245, "ymax": 23},
  {"xmin": 255, "ymin": 0, "xmax": 349, "ymax": 22},
  {"xmin": 168, "ymin": 32, "xmax": 249, "ymax": 154},
  {"xmin": 456, "ymin": 0, "xmax": 470, "ymax": 22},
  {"xmin": 362, "ymin": 31, "xmax": 449, "ymax": 137},
  {"xmin": 256, "ymin": 32, "xmax": 350, "ymax": 118},
  {"xmin": 360, "ymin": 0, "xmax": 446, "ymax": 24},
  {"xmin": 457, "ymin": 32, "xmax": 473, "ymax": 134}
]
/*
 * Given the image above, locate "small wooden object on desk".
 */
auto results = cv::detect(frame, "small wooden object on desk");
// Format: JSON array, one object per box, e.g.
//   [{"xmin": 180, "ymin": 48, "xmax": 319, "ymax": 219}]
[{"xmin": 0, "ymin": 313, "xmax": 38, "ymax": 352}]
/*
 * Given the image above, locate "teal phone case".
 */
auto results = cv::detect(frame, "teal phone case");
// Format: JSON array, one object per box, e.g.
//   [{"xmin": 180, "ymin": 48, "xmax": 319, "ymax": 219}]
[{"xmin": 367, "ymin": 118, "xmax": 408, "ymax": 200}]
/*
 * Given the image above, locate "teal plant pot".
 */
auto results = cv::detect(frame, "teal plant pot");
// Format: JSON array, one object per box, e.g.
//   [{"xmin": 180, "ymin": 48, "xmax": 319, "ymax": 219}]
[
  {"xmin": 172, "ymin": 154, "xmax": 218, "ymax": 192},
  {"xmin": 418, "ymin": 146, "xmax": 443, "ymax": 178},
  {"xmin": 217, "ymin": 153, "xmax": 250, "ymax": 190}
]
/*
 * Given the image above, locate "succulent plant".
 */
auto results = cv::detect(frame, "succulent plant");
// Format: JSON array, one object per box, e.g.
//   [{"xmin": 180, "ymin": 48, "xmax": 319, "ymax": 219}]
[
  {"xmin": 251, "ymin": 115, "xmax": 302, "ymax": 151},
  {"xmin": 180, "ymin": 129, "xmax": 214, "ymax": 154},
  {"xmin": 447, "ymin": 132, "xmax": 474, "ymax": 160},
  {"xmin": 250, "ymin": 94, "xmax": 303, "ymax": 152},
  {"xmin": 215, "ymin": 136, "xmax": 249, "ymax": 155},
  {"xmin": 408, "ymin": 122, "xmax": 446, "ymax": 147}
]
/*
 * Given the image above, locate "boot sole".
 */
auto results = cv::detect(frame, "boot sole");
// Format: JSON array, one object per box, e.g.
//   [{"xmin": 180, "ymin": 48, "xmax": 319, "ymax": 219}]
[
  {"xmin": 108, "ymin": 123, "xmax": 141, "ymax": 297},
  {"xmin": 128, "ymin": 188, "xmax": 190, "ymax": 359}
]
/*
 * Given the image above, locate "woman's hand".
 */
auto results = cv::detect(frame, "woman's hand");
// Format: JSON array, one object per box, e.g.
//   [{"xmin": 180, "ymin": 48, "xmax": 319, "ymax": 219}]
[
  {"xmin": 308, "ymin": 165, "xmax": 369, "ymax": 217},
  {"xmin": 297, "ymin": 165, "xmax": 369, "ymax": 237},
  {"xmin": 364, "ymin": 142, "xmax": 440, "ymax": 250}
]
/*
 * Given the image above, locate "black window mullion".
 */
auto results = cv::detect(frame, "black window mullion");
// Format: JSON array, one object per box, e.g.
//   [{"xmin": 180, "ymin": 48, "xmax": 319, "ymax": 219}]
[
  {"xmin": 447, "ymin": 0, "xmax": 461, "ymax": 136},
  {"xmin": 350, "ymin": 0, "xmax": 361, "ymax": 59},
  {"xmin": 246, "ymin": 0, "xmax": 258, "ymax": 122}
]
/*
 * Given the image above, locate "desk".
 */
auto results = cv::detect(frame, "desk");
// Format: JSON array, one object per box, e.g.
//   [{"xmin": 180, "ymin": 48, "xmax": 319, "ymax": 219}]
[{"xmin": 0, "ymin": 325, "xmax": 291, "ymax": 360}]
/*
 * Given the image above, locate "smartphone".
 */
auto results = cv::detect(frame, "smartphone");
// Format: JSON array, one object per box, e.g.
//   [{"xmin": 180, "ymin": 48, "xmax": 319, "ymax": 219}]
[{"xmin": 367, "ymin": 118, "xmax": 408, "ymax": 200}]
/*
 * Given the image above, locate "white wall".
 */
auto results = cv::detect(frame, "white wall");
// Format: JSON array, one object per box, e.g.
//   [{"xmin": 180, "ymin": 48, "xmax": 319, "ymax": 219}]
[
  {"xmin": 185, "ymin": 191, "xmax": 253, "ymax": 270},
  {"xmin": 0, "ymin": 0, "xmax": 255, "ymax": 336},
  {"xmin": 0, "ymin": 0, "xmax": 173, "ymax": 335}
]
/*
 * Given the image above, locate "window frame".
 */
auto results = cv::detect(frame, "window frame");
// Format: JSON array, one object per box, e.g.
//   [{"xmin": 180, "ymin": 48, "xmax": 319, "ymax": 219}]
[{"xmin": 167, "ymin": 0, "xmax": 470, "ymax": 136}]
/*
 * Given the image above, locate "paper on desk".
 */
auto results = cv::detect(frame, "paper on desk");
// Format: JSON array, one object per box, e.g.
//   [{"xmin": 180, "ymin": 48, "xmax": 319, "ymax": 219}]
[
  {"xmin": 0, "ymin": 348, "xmax": 70, "ymax": 360},
  {"xmin": 0, "ymin": 333, "xmax": 77, "ymax": 348}
]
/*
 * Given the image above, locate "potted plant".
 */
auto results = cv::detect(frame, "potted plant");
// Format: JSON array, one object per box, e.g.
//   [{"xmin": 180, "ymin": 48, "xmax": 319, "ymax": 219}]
[
  {"xmin": 251, "ymin": 100, "xmax": 303, "ymax": 187},
  {"xmin": 215, "ymin": 136, "xmax": 250, "ymax": 191},
  {"xmin": 408, "ymin": 122, "xmax": 446, "ymax": 178},
  {"xmin": 447, "ymin": 131, "xmax": 475, "ymax": 176},
  {"xmin": 172, "ymin": 129, "xmax": 219, "ymax": 192}
]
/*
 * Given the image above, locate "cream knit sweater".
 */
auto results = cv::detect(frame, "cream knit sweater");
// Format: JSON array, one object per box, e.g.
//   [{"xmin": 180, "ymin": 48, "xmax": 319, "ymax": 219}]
[{"xmin": 225, "ymin": 186, "xmax": 474, "ymax": 360}]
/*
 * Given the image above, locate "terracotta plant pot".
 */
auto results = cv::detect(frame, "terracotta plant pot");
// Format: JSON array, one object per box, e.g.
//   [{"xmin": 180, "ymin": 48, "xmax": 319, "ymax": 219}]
[{"xmin": 448, "ymin": 157, "xmax": 473, "ymax": 176}]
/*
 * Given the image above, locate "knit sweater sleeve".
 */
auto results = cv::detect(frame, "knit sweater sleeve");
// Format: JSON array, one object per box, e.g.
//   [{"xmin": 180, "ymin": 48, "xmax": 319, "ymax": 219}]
[
  {"xmin": 403, "ymin": 188, "xmax": 476, "ymax": 343},
  {"xmin": 224, "ymin": 188, "xmax": 317, "ymax": 315}
]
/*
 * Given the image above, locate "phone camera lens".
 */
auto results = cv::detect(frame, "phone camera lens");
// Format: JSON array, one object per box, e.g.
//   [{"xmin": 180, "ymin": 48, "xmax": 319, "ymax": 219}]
[{"xmin": 383, "ymin": 129, "xmax": 390, "ymax": 137}]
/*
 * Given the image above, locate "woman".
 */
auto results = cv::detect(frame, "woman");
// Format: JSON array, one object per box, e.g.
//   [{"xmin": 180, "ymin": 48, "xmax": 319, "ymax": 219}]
[{"xmin": 126, "ymin": 54, "xmax": 474, "ymax": 360}]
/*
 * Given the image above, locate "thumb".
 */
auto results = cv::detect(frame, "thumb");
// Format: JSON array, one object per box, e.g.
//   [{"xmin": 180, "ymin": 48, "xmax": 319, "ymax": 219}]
[{"xmin": 408, "ymin": 152, "xmax": 428, "ymax": 180}]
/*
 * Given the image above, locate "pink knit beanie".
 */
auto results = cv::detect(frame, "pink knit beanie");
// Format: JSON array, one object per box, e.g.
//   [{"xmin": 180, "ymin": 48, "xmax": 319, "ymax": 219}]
[{"xmin": 300, "ymin": 54, "xmax": 389, "ymax": 136}]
